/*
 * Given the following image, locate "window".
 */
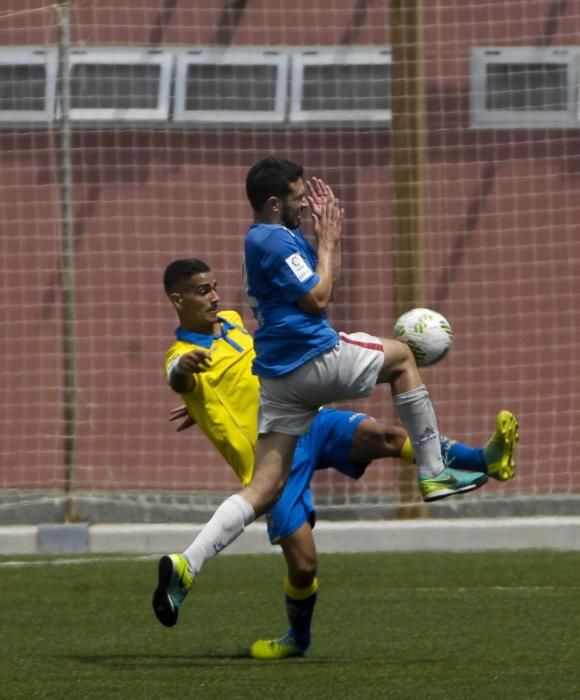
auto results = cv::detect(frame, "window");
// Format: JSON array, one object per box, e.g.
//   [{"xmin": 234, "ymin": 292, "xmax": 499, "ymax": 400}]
[
  {"xmin": 290, "ymin": 47, "xmax": 391, "ymax": 125},
  {"xmin": 470, "ymin": 47, "xmax": 578, "ymax": 128},
  {"xmin": 66, "ymin": 48, "xmax": 173, "ymax": 122},
  {"xmin": 0, "ymin": 48, "xmax": 57, "ymax": 125},
  {"xmin": 0, "ymin": 45, "xmax": 397, "ymax": 129},
  {"xmin": 173, "ymin": 48, "xmax": 288, "ymax": 124}
]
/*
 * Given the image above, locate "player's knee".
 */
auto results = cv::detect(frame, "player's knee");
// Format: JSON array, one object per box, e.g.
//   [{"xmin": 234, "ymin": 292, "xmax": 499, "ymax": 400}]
[
  {"xmin": 378, "ymin": 338, "xmax": 417, "ymax": 382},
  {"xmin": 391, "ymin": 337, "xmax": 416, "ymax": 367},
  {"xmin": 288, "ymin": 558, "xmax": 317, "ymax": 589},
  {"xmin": 247, "ymin": 473, "xmax": 286, "ymax": 513}
]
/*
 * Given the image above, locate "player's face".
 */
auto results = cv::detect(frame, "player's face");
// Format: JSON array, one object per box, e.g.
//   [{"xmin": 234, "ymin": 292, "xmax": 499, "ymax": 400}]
[
  {"xmin": 174, "ymin": 272, "xmax": 220, "ymax": 331},
  {"xmin": 279, "ymin": 178, "xmax": 307, "ymax": 230}
]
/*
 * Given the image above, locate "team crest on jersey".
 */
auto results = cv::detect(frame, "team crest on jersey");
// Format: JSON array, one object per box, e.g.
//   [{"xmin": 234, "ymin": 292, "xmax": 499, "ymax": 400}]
[{"xmin": 285, "ymin": 253, "xmax": 313, "ymax": 282}]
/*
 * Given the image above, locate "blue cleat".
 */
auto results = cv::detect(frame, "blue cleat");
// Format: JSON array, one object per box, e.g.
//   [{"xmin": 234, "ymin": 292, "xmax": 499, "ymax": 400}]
[
  {"xmin": 152, "ymin": 553, "xmax": 192, "ymax": 628},
  {"xmin": 419, "ymin": 466, "xmax": 488, "ymax": 502}
]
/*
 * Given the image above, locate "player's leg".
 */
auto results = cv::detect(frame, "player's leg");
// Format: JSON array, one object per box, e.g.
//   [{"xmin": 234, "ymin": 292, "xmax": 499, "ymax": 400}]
[
  {"xmin": 153, "ymin": 369, "xmax": 321, "ymax": 627},
  {"xmin": 184, "ymin": 432, "xmax": 296, "ymax": 565},
  {"xmin": 251, "ymin": 523, "xmax": 318, "ymax": 660},
  {"xmin": 251, "ymin": 432, "xmax": 321, "ymax": 660},
  {"xmin": 374, "ymin": 336, "xmax": 487, "ymax": 501},
  {"xmin": 437, "ymin": 409, "xmax": 519, "ymax": 481},
  {"xmin": 349, "ymin": 411, "xmax": 519, "ymax": 481},
  {"xmin": 152, "ymin": 489, "xmax": 256, "ymax": 627},
  {"xmin": 348, "ymin": 418, "xmax": 408, "ymax": 466},
  {"xmin": 242, "ymin": 432, "xmax": 300, "ymax": 514},
  {"xmin": 398, "ymin": 410, "xmax": 519, "ymax": 480},
  {"xmin": 152, "ymin": 432, "xmax": 297, "ymax": 628},
  {"xmin": 349, "ymin": 416, "xmax": 490, "ymax": 473}
]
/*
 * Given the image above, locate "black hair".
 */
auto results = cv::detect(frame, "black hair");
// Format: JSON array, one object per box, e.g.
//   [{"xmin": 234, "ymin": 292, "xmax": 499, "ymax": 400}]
[
  {"xmin": 163, "ymin": 258, "xmax": 211, "ymax": 295},
  {"xmin": 245, "ymin": 156, "xmax": 304, "ymax": 212}
]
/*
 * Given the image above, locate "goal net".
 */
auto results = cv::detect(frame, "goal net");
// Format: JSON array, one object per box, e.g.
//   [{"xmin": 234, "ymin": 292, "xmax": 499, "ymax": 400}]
[{"xmin": 1, "ymin": 0, "xmax": 579, "ymax": 523}]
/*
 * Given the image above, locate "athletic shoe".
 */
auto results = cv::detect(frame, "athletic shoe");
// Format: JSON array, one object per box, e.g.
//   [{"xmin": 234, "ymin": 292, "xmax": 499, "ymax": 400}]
[
  {"xmin": 483, "ymin": 410, "xmax": 519, "ymax": 481},
  {"xmin": 152, "ymin": 553, "xmax": 192, "ymax": 628},
  {"xmin": 250, "ymin": 633, "xmax": 305, "ymax": 660},
  {"xmin": 419, "ymin": 466, "xmax": 488, "ymax": 502}
]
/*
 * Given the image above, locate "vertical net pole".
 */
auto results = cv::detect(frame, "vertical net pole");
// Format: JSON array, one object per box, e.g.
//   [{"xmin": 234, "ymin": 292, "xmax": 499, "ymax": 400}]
[
  {"xmin": 390, "ymin": 0, "xmax": 429, "ymax": 518},
  {"xmin": 57, "ymin": 0, "xmax": 78, "ymax": 522}
]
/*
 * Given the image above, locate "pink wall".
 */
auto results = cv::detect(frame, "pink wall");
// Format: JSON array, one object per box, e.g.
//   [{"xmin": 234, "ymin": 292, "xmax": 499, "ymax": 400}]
[{"xmin": 1, "ymin": 1, "xmax": 580, "ymax": 500}]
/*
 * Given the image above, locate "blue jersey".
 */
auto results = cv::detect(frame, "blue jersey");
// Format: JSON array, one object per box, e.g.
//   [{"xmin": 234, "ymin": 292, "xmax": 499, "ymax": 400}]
[{"xmin": 243, "ymin": 222, "xmax": 338, "ymax": 377}]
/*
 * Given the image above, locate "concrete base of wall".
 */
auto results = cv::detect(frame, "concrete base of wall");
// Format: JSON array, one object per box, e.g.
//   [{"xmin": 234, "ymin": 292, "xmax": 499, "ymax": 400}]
[{"xmin": 1, "ymin": 516, "xmax": 579, "ymax": 555}]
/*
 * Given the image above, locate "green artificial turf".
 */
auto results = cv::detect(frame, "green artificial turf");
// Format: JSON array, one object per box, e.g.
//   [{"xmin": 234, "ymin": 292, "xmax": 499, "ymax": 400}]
[{"xmin": 1, "ymin": 550, "xmax": 579, "ymax": 700}]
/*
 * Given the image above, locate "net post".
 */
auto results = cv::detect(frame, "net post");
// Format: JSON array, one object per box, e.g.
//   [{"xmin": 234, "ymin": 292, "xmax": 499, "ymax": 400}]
[
  {"xmin": 390, "ymin": 0, "xmax": 430, "ymax": 519},
  {"xmin": 57, "ymin": 0, "xmax": 79, "ymax": 523}
]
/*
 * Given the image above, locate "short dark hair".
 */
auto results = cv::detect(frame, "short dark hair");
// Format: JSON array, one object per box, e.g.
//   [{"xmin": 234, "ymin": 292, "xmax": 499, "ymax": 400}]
[
  {"xmin": 163, "ymin": 258, "xmax": 211, "ymax": 295},
  {"xmin": 245, "ymin": 156, "xmax": 304, "ymax": 211}
]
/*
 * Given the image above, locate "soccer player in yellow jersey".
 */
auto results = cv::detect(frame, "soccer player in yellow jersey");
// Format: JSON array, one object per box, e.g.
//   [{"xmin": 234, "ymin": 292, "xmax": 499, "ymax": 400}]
[
  {"xmin": 165, "ymin": 305, "xmax": 257, "ymax": 488},
  {"xmin": 153, "ymin": 257, "xmax": 519, "ymax": 660}
]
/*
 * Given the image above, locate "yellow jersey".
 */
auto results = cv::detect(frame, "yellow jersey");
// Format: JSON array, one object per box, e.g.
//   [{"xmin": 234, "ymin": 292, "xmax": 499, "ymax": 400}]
[{"xmin": 165, "ymin": 310, "xmax": 259, "ymax": 486}]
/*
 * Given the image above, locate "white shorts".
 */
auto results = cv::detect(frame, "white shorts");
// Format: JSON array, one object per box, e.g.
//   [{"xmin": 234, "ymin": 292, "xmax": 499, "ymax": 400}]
[{"xmin": 258, "ymin": 331, "xmax": 385, "ymax": 435}]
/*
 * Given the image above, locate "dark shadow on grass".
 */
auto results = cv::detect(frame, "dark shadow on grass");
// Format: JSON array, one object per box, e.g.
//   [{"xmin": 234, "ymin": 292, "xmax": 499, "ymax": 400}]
[
  {"xmin": 67, "ymin": 652, "xmax": 338, "ymax": 668},
  {"xmin": 68, "ymin": 653, "xmax": 438, "ymax": 668}
]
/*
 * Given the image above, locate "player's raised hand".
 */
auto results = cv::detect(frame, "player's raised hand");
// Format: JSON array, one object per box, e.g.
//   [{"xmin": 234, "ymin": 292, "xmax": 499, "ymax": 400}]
[
  {"xmin": 306, "ymin": 176, "xmax": 336, "ymax": 222},
  {"xmin": 315, "ymin": 194, "xmax": 344, "ymax": 248}
]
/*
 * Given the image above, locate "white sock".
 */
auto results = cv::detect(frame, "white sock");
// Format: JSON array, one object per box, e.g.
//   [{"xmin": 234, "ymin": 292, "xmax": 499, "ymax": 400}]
[
  {"xmin": 393, "ymin": 385, "xmax": 444, "ymax": 479},
  {"xmin": 183, "ymin": 494, "xmax": 255, "ymax": 577}
]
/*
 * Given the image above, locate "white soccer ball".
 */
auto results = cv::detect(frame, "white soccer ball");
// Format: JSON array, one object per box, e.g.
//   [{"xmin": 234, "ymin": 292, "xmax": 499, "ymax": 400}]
[{"xmin": 392, "ymin": 307, "xmax": 453, "ymax": 367}]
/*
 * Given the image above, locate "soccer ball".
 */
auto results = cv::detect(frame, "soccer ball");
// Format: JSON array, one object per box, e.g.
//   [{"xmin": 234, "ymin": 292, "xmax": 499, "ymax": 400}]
[{"xmin": 392, "ymin": 308, "xmax": 453, "ymax": 367}]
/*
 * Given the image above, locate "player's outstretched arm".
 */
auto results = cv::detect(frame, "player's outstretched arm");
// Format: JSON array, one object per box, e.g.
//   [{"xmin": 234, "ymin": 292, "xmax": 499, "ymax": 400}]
[{"xmin": 167, "ymin": 349, "xmax": 211, "ymax": 393}]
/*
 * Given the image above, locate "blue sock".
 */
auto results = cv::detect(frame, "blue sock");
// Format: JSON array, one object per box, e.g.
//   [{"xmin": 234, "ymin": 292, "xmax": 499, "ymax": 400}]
[
  {"xmin": 284, "ymin": 577, "xmax": 318, "ymax": 651},
  {"xmin": 440, "ymin": 437, "xmax": 487, "ymax": 473}
]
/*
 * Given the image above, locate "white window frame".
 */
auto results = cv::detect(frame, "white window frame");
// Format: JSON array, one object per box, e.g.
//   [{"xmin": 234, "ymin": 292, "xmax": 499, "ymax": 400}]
[
  {"xmin": 289, "ymin": 46, "xmax": 391, "ymax": 125},
  {"xmin": 0, "ymin": 47, "xmax": 57, "ymax": 125},
  {"xmin": 66, "ymin": 47, "xmax": 173, "ymax": 123},
  {"xmin": 173, "ymin": 47, "xmax": 288, "ymax": 125},
  {"xmin": 470, "ymin": 47, "xmax": 578, "ymax": 129}
]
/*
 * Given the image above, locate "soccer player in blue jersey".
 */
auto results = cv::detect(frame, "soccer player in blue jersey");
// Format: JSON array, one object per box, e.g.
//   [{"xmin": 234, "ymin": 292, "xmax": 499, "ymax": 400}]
[
  {"xmin": 153, "ymin": 257, "xmax": 519, "ymax": 659},
  {"xmin": 242, "ymin": 158, "xmax": 486, "ymax": 505}
]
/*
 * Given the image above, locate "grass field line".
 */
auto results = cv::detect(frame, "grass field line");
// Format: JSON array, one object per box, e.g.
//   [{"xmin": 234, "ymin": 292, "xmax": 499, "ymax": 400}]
[
  {"xmin": 0, "ymin": 554, "xmax": 158, "ymax": 567},
  {"xmin": 1, "ymin": 555, "xmax": 580, "ymax": 595}
]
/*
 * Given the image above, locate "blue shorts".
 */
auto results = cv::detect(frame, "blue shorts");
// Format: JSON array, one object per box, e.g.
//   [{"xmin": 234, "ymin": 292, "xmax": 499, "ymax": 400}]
[{"xmin": 266, "ymin": 407, "xmax": 370, "ymax": 544}]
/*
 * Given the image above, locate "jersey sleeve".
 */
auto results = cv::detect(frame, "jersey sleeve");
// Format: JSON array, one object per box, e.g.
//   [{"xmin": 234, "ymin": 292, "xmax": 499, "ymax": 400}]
[
  {"xmin": 165, "ymin": 346, "xmax": 184, "ymax": 382},
  {"xmin": 260, "ymin": 227, "xmax": 320, "ymax": 303}
]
